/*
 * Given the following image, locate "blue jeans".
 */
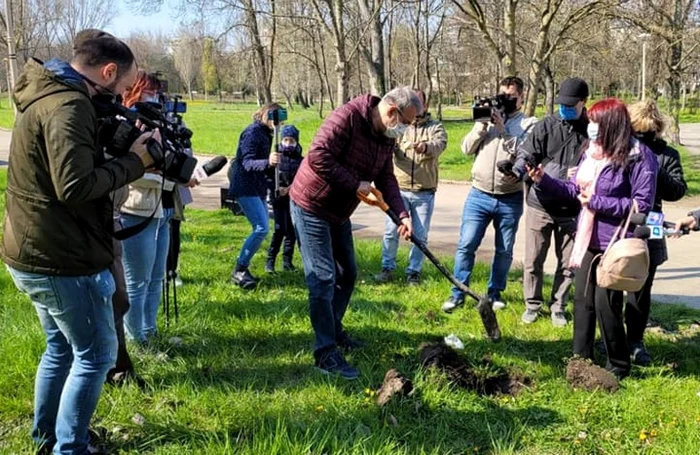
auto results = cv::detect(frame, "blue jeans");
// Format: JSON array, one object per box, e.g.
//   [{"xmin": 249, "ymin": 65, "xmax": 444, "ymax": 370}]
[
  {"xmin": 6, "ymin": 266, "xmax": 117, "ymax": 455},
  {"xmin": 452, "ymin": 188, "xmax": 523, "ymax": 301},
  {"xmin": 381, "ymin": 190, "xmax": 435, "ymax": 274},
  {"xmin": 290, "ymin": 201, "xmax": 357, "ymax": 358},
  {"xmin": 236, "ymin": 196, "xmax": 270, "ymax": 268},
  {"xmin": 121, "ymin": 209, "xmax": 172, "ymax": 343}
]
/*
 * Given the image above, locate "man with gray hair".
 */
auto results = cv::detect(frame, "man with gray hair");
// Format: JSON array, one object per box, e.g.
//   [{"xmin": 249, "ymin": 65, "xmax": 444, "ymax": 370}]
[{"xmin": 290, "ymin": 87, "xmax": 421, "ymax": 379}]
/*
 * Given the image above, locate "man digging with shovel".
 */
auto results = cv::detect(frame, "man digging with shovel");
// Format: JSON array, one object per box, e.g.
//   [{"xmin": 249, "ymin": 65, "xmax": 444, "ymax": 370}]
[{"xmin": 289, "ymin": 87, "xmax": 420, "ymax": 379}]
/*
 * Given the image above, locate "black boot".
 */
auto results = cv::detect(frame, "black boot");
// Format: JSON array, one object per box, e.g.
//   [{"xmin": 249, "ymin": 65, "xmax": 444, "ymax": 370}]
[
  {"xmin": 265, "ymin": 256, "xmax": 276, "ymax": 274},
  {"xmin": 231, "ymin": 265, "xmax": 258, "ymax": 289},
  {"xmin": 282, "ymin": 256, "xmax": 296, "ymax": 272}
]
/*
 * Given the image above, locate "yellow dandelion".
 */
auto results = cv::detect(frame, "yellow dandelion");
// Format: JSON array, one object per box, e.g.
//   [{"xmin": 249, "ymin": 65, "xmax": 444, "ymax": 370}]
[
  {"xmin": 364, "ymin": 397, "xmax": 371, "ymax": 403},
  {"xmin": 316, "ymin": 405, "xmax": 324, "ymax": 412},
  {"xmin": 639, "ymin": 430, "xmax": 648, "ymax": 441},
  {"xmin": 365, "ymin": 388, "xmax": 371, "ymax": 395},
  {"xmin": 370, "ymin": 390, "xmax": 376, "ymax": 397},
  {"xmin": 473, "ymin": 447, "xmax": 480, "ymax": 453},
  {"xmin": 650, "ymin": 430, "xmax": 658, "ymax": 437}
]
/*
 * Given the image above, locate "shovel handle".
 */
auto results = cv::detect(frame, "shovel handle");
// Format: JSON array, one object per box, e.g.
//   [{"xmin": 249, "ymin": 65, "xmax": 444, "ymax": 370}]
[{"xmin": 358, "ymin": 187, "xmax": 390, "ymax": 212}]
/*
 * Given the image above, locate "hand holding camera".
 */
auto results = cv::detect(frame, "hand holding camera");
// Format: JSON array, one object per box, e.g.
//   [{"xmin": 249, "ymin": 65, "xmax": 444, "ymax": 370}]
[
  {"xmin": 129, "ymin": 130, "xmax": 161, "ymax": 168},
  {"xmin": 269, "ymin": 151, "xmax": 281, "ymax": 167},
  {"xmin": 413, "ymin": 142, "xmax": 427, "ymax": 154}
]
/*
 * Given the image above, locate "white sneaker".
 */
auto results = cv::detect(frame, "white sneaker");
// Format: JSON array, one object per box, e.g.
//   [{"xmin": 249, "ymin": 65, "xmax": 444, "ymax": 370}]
[
  {"xmin": 441, "ymin": 296, "xmax": 465, "ymax": 313},
  {"xmin": 492, "ymin": 300, "xmax": 506, "ymax": 311},
  {"xmin": 174, "ymin": 276, "xmax": 183, "ymax": 287}
]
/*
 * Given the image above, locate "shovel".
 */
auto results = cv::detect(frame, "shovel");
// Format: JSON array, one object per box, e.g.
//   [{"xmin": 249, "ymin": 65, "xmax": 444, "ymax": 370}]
[{"xmin": 359, "ymin": 187, "xmax": 501, "ymax": 341}]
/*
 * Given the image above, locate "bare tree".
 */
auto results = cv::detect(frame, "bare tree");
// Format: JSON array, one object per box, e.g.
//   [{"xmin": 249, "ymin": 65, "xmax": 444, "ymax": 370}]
[{"xmin": 172, "ymin": 32, "xmax": 201, "ymax": 99}]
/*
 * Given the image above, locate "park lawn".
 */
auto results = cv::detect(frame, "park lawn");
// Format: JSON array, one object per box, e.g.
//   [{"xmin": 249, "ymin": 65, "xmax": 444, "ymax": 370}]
[{"xmin": 1, "ymin": 169, "xmax": 700, "ymax": 453}]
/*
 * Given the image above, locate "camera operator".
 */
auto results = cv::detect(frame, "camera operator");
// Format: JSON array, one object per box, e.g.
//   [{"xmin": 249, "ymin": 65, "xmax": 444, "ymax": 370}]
[
  {"xmin": 228, "ymin": 103, "xmax": 283, "ymax": 290},
  {"xmin": 442, "ymin": 77, "xmax": 537, "ymax": 313},
  {"xmin": 1, "ymin": 31, "xmax": 155, "ymax": 454},
  {"xmin": 120, "ymin": 71, "xmax": 185, "ymax": 345},
  {"xmin": 514, "ymin": 77, "xmax": 590, "ymax": 327}
]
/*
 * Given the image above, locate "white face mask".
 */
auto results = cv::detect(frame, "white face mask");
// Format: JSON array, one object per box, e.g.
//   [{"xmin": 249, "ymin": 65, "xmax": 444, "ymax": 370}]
[
  {"xmin": 143, "ymin": 95, "xmax": 159, "ymax": 103},
  {"xmin": 384, "ymin": 114, "xmax": 408, "ymax": 139},
  {"xmin": 587, "ymin": 122, "xmax": 599, "ymax": 141}
]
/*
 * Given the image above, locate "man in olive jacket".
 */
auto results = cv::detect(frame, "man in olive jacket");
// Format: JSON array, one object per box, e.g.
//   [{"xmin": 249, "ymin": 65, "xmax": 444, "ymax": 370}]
[{"xmin": 2, "ymin": 31, "xmax": 154, "ymax": 455}]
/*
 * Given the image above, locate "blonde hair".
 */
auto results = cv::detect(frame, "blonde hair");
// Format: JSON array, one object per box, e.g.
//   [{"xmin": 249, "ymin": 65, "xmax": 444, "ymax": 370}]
[
  {"xmin": 253, "ymin": 103, "xmax": 282, "ymax": 122},
  {"xmin": 628, "ymin": 100, "xmax": 667, "ymax": 138}
]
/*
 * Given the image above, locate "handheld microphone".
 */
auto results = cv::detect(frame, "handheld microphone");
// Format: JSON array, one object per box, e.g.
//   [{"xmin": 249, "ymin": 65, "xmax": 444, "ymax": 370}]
[
  {"xmin": 193, "ymin": 155, "xmax": 228, "ymax": 183},
  {"xmin": 634, "ymin": 225, "xmax": 688, "ymax": 239}
]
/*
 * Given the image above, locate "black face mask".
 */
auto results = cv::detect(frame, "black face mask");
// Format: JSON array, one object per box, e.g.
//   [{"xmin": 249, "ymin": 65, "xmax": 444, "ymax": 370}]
[{"xmin": 80, "ymin": 73, "xmax": 121, "ymax": 104}]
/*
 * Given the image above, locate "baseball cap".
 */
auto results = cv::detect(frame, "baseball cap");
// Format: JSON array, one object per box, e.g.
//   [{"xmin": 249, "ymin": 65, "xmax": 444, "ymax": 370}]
[{"xmin": 554, "ymin": 77, "xmax": 589, "ymax": 106}]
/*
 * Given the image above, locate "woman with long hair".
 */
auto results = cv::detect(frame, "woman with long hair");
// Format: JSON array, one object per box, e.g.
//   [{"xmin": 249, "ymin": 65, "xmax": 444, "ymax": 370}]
[
  {"xmin": 624, "ymin": 100, "xmax": 686, "ymax": 365},
  {"xmin": 120, "ymin": 71, "xmax": 172, "ymax": 344},
  {"xmin": 528, "ymin": 98, "xmax": 658, "ymax": 378},
  {"xmin": 227, "ymin": 103, "xmax": 282, "ymax": 289}
]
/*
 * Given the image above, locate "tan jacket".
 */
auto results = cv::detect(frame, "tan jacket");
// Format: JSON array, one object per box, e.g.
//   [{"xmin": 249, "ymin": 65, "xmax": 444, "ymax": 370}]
[
  {"xmin": 120, "ymin": 174, "xmax": 176, "ymax": 218},
  {"xmin": 394, "ymin": 114, "xmax": 447, "ymax": 191},
  {"xmin": 462, "ymin": 111, "xmax": 537, "ymax": 195}
]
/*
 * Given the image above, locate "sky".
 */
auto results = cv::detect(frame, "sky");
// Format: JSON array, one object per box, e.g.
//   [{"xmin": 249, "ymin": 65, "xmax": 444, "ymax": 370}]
[{"xmin": 105, "ymin": 0, "xmax": 184, "ymax": 37}]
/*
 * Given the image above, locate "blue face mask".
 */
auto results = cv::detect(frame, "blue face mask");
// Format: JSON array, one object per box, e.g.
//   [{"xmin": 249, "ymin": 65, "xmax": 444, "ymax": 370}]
[{"xmin": 559, "ymin": 105, "xmax": 579, "ymax": 121}]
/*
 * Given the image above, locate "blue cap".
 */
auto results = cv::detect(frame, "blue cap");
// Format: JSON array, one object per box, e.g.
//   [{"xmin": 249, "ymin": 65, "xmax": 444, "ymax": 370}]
[{"xmin": 281, "ymin": 125, "xmax": 299, "ymax": 141}]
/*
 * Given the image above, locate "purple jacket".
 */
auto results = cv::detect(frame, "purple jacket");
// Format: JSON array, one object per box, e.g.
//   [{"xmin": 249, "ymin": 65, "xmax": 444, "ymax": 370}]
[
  {"xmin": 538, "ymin": 139, "xmax": 658, "ymax": 251},
  {"xmin": 290, "ymin": 95, "xmax": 407, "ymax": 224}
]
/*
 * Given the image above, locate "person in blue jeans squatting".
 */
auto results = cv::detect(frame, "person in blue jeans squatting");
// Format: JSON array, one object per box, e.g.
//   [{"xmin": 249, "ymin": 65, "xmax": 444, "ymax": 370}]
[
  {"xmin": 228, "ymin": 103, "xmax": 283, "ymax": 289},
  {"xmin": 376, "ymin": 89, "xmax": 447, "ymax": 285},
  {"xmin": 442, "ymin": 77, "xmax": 537, "ymax": 313},
  {"xmin": 1, "ymin": 30, "xmax": 156, "ymax": 454}
]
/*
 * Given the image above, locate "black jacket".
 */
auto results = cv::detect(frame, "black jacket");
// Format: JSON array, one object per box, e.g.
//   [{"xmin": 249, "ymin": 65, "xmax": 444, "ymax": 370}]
[
  {"xmin": 642, "ymin": 137, "xmax": 687, "ymax": 266},
  {"xmin": 228, "ymin": 121, "xmax": 273, "ymax": 199},
  {"xmin": 514, "ymin": 113, "xmax": 588, "ymax": 217}
]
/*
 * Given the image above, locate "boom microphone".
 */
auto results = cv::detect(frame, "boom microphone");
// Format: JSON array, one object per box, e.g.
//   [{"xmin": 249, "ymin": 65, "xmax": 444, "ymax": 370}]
[{"xmin": 193, "ymin": 156, "xmax": 228, "ymax": 182}]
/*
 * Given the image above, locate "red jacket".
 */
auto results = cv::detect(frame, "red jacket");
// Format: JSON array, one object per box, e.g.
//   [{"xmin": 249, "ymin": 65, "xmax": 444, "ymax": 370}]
[{"xmin": 290, "ymin": 95, "xmax": 408, "ymax": 224}]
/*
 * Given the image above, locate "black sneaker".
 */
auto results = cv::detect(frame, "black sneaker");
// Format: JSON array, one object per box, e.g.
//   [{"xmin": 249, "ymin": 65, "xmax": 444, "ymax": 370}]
[
  {"xmin": 231, "ymin": 268, "xmax": 257, "ymax": 289},
  {"xmin": 406, "ymin": 272, "xmax": 421, "ymax": 286},
  {"xmin": 374, "ymin": 268, "xmax": 394, "ymax": 283},
  {"xmin": 315, "ymin": 350, "xmax": 359, "ymax": 380},
  {"xmin": 282, "ymin": 261, "xmax": 296, "ymax": 272},
  {"xmin": 630, "ymin": 342, "xmax": 652, "ymax": 366},
  {"xmin": 265, "ymin": 259, "xmax": 275, "ymax": 274},
  {"xmin": 337, "ymin": 332, "xmax": 365, "ymax": 351}
]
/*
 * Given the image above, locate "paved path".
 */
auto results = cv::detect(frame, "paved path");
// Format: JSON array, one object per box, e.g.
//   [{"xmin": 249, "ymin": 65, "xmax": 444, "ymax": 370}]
[{"xmin": 1, "ymin": 126, "xmax": 700, "ymax": 309}]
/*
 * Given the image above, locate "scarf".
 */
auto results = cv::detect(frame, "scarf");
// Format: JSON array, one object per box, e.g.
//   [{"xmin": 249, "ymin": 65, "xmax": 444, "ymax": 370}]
[{"xmin": 569, "ymin": 142, "xmax": 610, "ymax": 268}]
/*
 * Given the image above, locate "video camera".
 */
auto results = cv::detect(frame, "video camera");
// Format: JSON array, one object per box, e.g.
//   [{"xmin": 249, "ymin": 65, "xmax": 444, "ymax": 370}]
[
  {"xmin": 472, "ymin": 94, "xmax": 518, "ymax": 120},
  {"xmin": 94, "ymin": 96, "xmax": 197, "ymax": 184}
]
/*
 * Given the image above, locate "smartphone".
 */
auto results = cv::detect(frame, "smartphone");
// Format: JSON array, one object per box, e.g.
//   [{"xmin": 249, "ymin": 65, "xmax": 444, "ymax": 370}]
[{"xmin": 267, "ymin": 108, "xmax": 288, "ymax": 123}]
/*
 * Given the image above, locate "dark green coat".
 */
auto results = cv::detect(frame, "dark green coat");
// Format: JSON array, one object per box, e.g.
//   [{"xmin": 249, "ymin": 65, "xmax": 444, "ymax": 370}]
[{"xmin": 2, "ymin": 59, "xmax": 144, "ymax": 276}]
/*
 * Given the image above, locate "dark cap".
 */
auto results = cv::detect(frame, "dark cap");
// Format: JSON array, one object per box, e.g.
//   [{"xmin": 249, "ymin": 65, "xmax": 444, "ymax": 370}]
[
  {"xmin": 281, "ymin": 124, "xmax": 299, "ymax": 141},
  {"xmin": 554, "ymin": 77, "xmax": 589, "ymax": 106}
]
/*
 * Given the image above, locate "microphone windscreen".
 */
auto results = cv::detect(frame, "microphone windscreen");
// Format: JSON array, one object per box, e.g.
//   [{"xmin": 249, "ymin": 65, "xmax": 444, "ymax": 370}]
[
  {"xmin": 629, "ymin": 213, "xmax": 647, "ymax": 226},
  {"xmin": 202, "ymin": 156, "xmax": 228, "ymax": 176},
  {"xmin": 634, "ymin": 226, "xmax": 651, "ymax": 239}
]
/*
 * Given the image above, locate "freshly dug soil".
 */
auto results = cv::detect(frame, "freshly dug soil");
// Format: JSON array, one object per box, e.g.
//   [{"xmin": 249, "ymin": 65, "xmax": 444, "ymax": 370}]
[
  {"xmin": 376, "ymin": 369, "xmax": 413, "ymax": 406},
  {"xmin": 566, "ymin": 358, "xmax": 619, "ymax": 393},
  {"xmin": 418, "ymin": 342, "xmax": 529, "ymax": 396}
]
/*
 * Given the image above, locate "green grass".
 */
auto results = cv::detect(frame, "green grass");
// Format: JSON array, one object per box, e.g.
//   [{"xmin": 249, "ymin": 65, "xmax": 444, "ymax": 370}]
[
  {"xmin": 1, "ymin": 168, "xmax": 700, "ymax": 453},
  {"xmin": 677, "ymin": 145, "xmax": 700, "ymax": 196}
]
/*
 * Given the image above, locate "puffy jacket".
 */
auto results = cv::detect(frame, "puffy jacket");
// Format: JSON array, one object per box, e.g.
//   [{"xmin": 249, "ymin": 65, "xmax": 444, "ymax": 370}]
[
  {"xmin": 1, "ymin": 58, "xmax": 145, "ymax": 276},
  {"xmin": 639, "ymin": 137, "xmax": 687, "ymax": 266},
  {"xmin": 228, "ymin": 121, "xmax": 273, "ymax": 198},
  {"xmin": 394, "ymin": 113, "xmax": 447, "ymax": 191},
  {"xmin": 463, "ymin": 111, "xmax": 537, "ymax": 195},
  {"xmin": 538, "ymin": 139, "xmax": 658, "ymax": 251},
  {"xmin": 514, "ymin": 114, "xmax": 589, "ymax": 216},
  {"xmin": 290, "ymin": 94, "xmax": 408, "ymax": 224},
  {"xmin": 275, "ymin": 145, "xmax": 303, "ymax": 188}
]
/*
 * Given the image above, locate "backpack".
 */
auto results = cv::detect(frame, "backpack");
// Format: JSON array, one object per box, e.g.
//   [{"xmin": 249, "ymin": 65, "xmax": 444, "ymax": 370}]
[{"xmin": 596, "ymin": 200, "xmax": 649, "ymax": 292}]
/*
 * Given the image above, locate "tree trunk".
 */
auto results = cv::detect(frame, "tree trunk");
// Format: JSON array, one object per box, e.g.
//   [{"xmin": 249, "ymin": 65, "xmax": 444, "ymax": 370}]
[
  {"xmin": 357, "ymin": 0, "xmax": 386, "ymax": 96},
  {"xmin": 502, "ymin": 0, "xmax": 517, "ymax": 76},
  {"xmin": 667, "ymin": 0, "xmax": 684, "ymax": 144},
  {"xmin": 243, "ymin": 0, "xmax": 272, "ymax": 103},
  {"xmin": 435, "ymin": 55, "xmax": 442, "ymax": 120},
  {"xmin": 524, "ymin": 29, "xmax": 552, "ymax": 116},
  {"xmin": 543, "ymin": 63, "xmax": 555, "ymax": 116}
]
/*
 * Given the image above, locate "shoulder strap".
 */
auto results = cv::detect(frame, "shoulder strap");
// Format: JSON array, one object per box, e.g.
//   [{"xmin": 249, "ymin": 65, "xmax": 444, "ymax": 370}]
[{"xmin": 602, "ymin": 199, "xmax": 639, "ymax": 256}]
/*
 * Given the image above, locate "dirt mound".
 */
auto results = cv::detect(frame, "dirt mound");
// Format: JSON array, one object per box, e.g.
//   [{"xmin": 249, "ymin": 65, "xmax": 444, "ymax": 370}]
[
  {"xmin": 376, "ymin": 369, "xmax": 413, "ymax": 406},
  {"xmin": 566, "ymin": 358, "xmax": 619, "ymax": 393},
  {"xmin": 418, "ymin": 342, "xmax": 529, "ymax": 396}
]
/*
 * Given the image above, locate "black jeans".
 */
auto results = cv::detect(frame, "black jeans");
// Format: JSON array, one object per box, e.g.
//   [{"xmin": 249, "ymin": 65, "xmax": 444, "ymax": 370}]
[
  {"xmin": 626, "ymin": 264, "xmax": 658, "ymax": 345},
  {"xmin": 573, "ymin": 249, "xmax": 630, "ymax": 377},
  {"xmin": 267, "ymin": 196, "xmax": 296, "ymax": 265}
]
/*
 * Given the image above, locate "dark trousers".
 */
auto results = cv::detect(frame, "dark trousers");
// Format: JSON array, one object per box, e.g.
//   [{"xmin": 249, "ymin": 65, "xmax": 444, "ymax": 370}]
[
  {"xmin": 573, "ymin": 249, "xmax": 630, "ymax": 377},
  {"xmin": 108, "ymin": 231, "xmax": 134, "ymax": 376},
  {"xmin": 290, "ymin": 201, "xmax": 357, "ymax": 358},
  {"xmin": 167, "ymin": 219, "xmax": 181, "ymax": 274},
  {"xmin": 626, "ymin": 264, "xmax": 658, "ymax": 345},
  {"xmin": 267, "ymin": 196, "xmax": 296, "ymax": 265}
]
